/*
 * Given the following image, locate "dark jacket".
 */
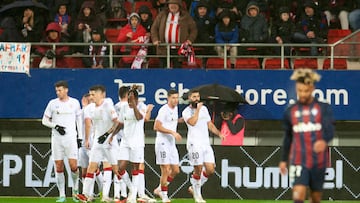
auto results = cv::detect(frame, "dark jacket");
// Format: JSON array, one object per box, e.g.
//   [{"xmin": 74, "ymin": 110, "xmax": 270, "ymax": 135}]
[
  {"xmin": 296, "ymin": 8, "xmax": 328, "ymax": 39},
  {"xmin": 0, "ymin": 17, "xmax": 24, "ymax": 42},
  {"xmin": 138, "ymin": 5, "xmax": 153, "ymax": 33},
  {"xmin": 271, "ymin": 19, "xmax": 296, "ymax": 42},
  {"xmin": 240, "ymin": 1, "xmax": 269, "ymax": 43},
  {"xmin": 73, "ymin": 1, "xmax": 102, "ymax": 42},
  {"xmin": 193, "ymin": 1, "xmax": 216, "ymax": 43}
]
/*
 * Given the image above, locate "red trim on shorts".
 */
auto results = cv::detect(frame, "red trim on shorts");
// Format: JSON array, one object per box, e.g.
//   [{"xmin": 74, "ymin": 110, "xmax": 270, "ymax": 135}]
[{"xmin": 138, "ymin": 169, "xmax": 144, "ymax": 174}]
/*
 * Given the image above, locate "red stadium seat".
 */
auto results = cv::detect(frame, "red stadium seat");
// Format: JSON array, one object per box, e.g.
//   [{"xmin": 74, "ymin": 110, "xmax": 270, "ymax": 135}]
[
  {"xmin": 327, "ymin": 29, "xmax": 352, "ymax": 56},
  {"xmin": 182, "ymin": 57, "xmax": 203, "ymax": 68},
  {"xmin": 322, "ymin": 58, "xmax": 347, "ymax": 70},
  {"xmin": 31, "ymin": 56, "xmax": 41, "ymax": 68},
  {"xmin": 123, "ymin": 1, "xmax": 133, "ymax": 14},
  {"xmin": 235, "ymin": 58, "xmax": 260, "ymax": 69},
  {"xmin": 147, "ymin": 58, "xmax": 161, "ymax": 68},
  {"xmin": 105, "ymin": 28, "xmax": 120, "ymax": 43},
  {"xmin": 264, "ymin": 58, "xmax": 290, "ymax": 69},
  {"xmin": 205, "ymin": 57, "xmax": 230, "ymax": 69},
  {"xmin": 293, "ymin": 58, "xmax": 318, "ymax": 69},
  {"xmin": 64, "ymin": 57, "xmax": 85, "ymax": 68}
]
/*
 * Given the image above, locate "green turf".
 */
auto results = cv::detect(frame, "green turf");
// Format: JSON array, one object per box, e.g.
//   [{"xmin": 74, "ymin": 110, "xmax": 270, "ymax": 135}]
[{"xmin": 0, "ymin": 197, "xmax": 358, "ymax": 203}]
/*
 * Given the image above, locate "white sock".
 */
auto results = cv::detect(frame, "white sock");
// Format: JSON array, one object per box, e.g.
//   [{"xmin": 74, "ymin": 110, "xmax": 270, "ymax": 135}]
[
  {"xmin": 200, "ymin": 171, "xmax": 208, "ymax": 186},
  {"xmin": 71, "ymin": 170, "xmax": 79, "ymax": 192},
  {"xmin": 131, "ymin": 172, "xmax": 139, "ymax": 199},
  {"xmin": 102, "ymin": 168, "xmax": 113, "ymax": 198},
  {"xmin": 56, "ymin": 172, "xmax": 65, "ymax": 197},
  {"xmin": 114, "ymin": 175, "xmax": 121, "ymax": 198},
  {"xmin": 191, "ymin": 174, "xmax": 201, "ymax": 198},
  {"xmin": 83, "ymin": 173, "xmax": 95, "ymax": 197},
  {"xmin": 138, "ymin": 170, "xmax": 145, "ymax": 197},
  {"xmin": 95, "ymin": 171, "xmax": 103, "ymax": 194},
  {"xmin": 119, "ymin": 170, "xmax": 133, "ymax": 189},
  {"xmin": 120, "ymin": 179, "xmax": 127, "ymax": 198}
]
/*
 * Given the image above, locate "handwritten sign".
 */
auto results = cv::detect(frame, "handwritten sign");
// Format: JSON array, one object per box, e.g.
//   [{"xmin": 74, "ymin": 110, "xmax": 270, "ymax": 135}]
[{"xmin": 0, "ymin": 43, "xmax": 31, "ymax": 75}]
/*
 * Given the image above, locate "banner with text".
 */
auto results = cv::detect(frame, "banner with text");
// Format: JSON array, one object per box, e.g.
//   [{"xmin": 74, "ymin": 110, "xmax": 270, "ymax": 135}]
[
  {"xmin": 0, "ymin": 43, "xmax": 31, "ymax": 75},
  {"xmin": 0, "ymin": 143, "xmax": 358, "ymax": 200},
  {"xmin": 0, "ymin": 69, "xmax": 358, "ymax": 120}
]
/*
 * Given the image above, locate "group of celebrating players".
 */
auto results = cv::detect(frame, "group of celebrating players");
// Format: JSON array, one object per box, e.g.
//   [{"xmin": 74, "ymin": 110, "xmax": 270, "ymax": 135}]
[{"xmin": 42, "ymin": 82, "xmax": 223, "ymax": 203}]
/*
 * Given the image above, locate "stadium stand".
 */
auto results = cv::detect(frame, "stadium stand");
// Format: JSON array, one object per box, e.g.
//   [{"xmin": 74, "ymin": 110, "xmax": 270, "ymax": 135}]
[
  {"xmin": 235, "ymin": 58, "xmax": 260, "ymax": 69},
  {"xmin": 264, "ymin": 58, "xmax": 290, "ymax": 69},
  {"xmin": 206, "ymin": 57, "xmax": 231, "ymax": 69},
  {"xmin": 293, "ymin": 58, "xmax": 318, "ymax": 69},
  {"xmin": 323, "ymin": 58, "xmax": 347, "ymax": 70}
]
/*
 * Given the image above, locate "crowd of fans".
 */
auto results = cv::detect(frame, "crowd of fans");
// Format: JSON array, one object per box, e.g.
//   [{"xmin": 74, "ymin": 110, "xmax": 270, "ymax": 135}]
[{"xmin": 0, "ymin": 0, "xmax": 359, "ymax": 68}]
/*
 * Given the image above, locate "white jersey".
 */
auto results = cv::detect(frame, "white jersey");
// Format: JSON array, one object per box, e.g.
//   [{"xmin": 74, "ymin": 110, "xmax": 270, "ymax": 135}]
[
  {"xmin": 82, "ymin": 104, "xmax": 94, "ymax": 147},
  {"xmin": 84, "ymin": 98, "xmax": 118, "ymax": 138},
  {"xmin": 43, "ymin": 97, "xmax": 81, "ymax": 137},
  {"xmin": 182, "ymin": 105, "xmax": 211, "ymax": 147},
  {"xmin": 118, "ymin": 102, "xmax": 147, "ymax": 148},
  {"xmin": 114, "ymin": 100, "xmax": 128, "ymax": 141},
  {"xmin": 155, "ymin": 104, "xmax": 178, "ymax": 145}
]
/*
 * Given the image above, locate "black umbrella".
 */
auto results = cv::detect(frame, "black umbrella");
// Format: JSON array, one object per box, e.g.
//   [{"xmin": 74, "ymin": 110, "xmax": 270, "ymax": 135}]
[
  {"xmin": 191, "ymin": 83, "xmax": 247, "ymax": 104},
  {"xmin": 0, "ymin": 0, "xmax": 48, "ymax": 14}
]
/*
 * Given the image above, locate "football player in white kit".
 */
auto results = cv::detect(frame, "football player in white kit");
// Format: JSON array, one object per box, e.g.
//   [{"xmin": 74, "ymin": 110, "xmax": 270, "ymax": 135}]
[
  {"xmin": 76, "ymin": 85, "xmax": 120, "ymax": 203},
  {"xmin": 117, "ymin": 87, "xmax": 147, "ymax": 203},
  {"xmin": 78, "ymin": 93, "xmax": 103, "ymax": 198},
  {"xmin": 113, "ymin": 86, "xmax": 130, "ymax": 203},
  {"xmin": 182, "ymin": 90, "xmax": 225, "ymax": 203},
  {"xmin": 42, "ymin": 80, "xmax": 82, "ymax": 203},
  {"xmin": 153, "ymin": 89, "xmax": 182, "ymax": 203}
]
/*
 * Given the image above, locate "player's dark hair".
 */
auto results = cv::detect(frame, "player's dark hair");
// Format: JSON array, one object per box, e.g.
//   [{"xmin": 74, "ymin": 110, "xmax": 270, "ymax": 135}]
[
  {"xmin": 128, "ymin": 85, "xmax": 139, "ymax": 99},
  {"xmin": 167, "ymin": 89, "xmax": 178, "ymax": 97},
  {"xmin": 83, "ymin": 93, "xmax": 90, "ymax": 98},
  {"xmin": 189, "ymin": 89, "xmax": 200, "ymax": 97},
  {"xmin": 118, "ymin": 86, "xmax": 130, "ymax": 99},
  {"xmin": 55, "ymin": 80, "xmax": 68, "ymax": 88},
  {"xmin": 89, "ymin": 85, "xmax": 106, "ymax": 92}
]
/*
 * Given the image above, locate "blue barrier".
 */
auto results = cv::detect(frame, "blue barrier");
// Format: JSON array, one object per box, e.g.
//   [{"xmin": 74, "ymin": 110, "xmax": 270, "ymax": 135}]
[{"xmin": 0, "ymin": 69, "xmax": 358, "ymax": 120}]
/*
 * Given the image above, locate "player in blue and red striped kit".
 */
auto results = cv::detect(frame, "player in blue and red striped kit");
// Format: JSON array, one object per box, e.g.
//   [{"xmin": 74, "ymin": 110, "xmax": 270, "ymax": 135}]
[{"xmin": 279, "ymin": 69, "xmax": 335, "ymax": 203}]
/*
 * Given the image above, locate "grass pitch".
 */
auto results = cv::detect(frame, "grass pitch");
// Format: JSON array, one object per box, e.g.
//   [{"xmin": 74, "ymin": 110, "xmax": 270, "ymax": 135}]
[{"xmin": 0, "ymin": 197, "xmax": 358, "ymax": 203}]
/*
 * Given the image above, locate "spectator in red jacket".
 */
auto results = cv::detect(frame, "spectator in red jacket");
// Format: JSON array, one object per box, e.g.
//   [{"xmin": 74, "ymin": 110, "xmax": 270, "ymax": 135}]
[
  {"xmin": 116, "ymin": 12, "xmax": 147, "ymax": 68},
  {"xmin": 34, "ymin": 22, "xmax": 71, "ymax": 68}
]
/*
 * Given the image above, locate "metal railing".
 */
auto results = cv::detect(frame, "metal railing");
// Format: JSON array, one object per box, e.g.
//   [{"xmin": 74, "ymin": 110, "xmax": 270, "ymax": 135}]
[{"xmin": 30, "ymin": 29, "xmax": 360, "ymax": 69}]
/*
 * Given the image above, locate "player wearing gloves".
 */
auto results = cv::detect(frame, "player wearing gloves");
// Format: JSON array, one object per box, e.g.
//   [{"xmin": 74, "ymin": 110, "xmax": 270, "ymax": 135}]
[
  {"xmin": 42, "ymin": 80, "xmax": 83, "ymax": 203},
  {"xmin": 76, "ymin": 85, "xmax": 121, "ymax": 203}
]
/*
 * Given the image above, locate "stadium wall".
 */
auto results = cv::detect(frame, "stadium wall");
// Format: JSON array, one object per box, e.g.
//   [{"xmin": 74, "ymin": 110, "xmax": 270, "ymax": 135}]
[{"xmin": 0, "ymin": 143, "xmax": 358, "ymax": 200}]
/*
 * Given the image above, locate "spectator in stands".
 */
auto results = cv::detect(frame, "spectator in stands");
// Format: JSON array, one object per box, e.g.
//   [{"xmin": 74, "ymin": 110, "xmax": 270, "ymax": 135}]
[
  {"xmin": 152, "ymin": 0, "xmax": 167, "ymax": 12},
  {"xmin": 116, "ymin": 12, "xmax": 147, "ymax": 68},
  {"xmin": 73, "ymin": 1, "xmax": 102, "ymax": 53},
  {"xmin": 34, "ymin": 22, "xmax": 71, "ymax": 68},
  {"xmin": 293, "ymin": 1, "xmax": 328, "ymax": 56},
  {"xmin": 193, "ymin": 0, "xmax": 216, "ymax": 64},
  {"xmin": 270, "ymin": 6, "xmax": 296, "ymax": 57},
  {"xmin": 54, "ymin": 1, "xmax": 72, "ymax": 40},
  {"xmin": 239, "ymin": 1, "xmax": 269, "ymax": 68},
  {"xmin": 189, "ymin": 0, "xmax": 216, "ymax": 18},
  {"xmin": 20, "ymin": 7, "xmax": 45, "ymax": 42},
  {"xmin": 106, "ymin": 0, "xmax": 127, "ymax": 28},
  {"xmin": 138, "ymin": 5, "xmax": 155, "ymax": 55},
  {"xmin": 215, "ymin": 0, "xmax": 241, "ymax": 21},
  {"xmin": 214, "ymin": 9, "xmax": 239, "ymax": 69},
  {"xmin": 322, "ymin": 0, "xmax": 353, "ymax": 29},
  {"xmin": 349, "ymin": 0, "xmax": 360, "ymax": 30},
  {"xmin": 268, "ymin": 0, "xmax": 297, "ymax": 21},
  {"xmin": 82, "ymin": 27, "xmax": 109, "ymax": 68},
  {"xmin": 219, "ymin": 105, "xmax": 245, "ymax": 146},
  {"xmin": 0, "ymin": 17, "xmax": 24, "ymax": 42},
  {"xmin": 150, "ymin": 0, "xmax": 197, "ymax": 68}
]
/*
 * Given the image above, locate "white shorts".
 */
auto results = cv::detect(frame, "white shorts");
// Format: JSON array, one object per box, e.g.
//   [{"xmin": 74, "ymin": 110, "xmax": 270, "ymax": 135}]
[
  {"xmin": 155, "ymin": 141, "xmax": 179, "ymax": 165},
  {"xmin": 118, "ymin": 146, "xmax": 144, "ymax": 163},
  {"xmin": 78, "ymin": 147, "xmax": 90, "ymax": 168},
  {"xmin": 89, "ymin": 141, "xmax": 117, "ymax": 165},
  {"xmin": 51, "ymin": 135, "xmax": 78, "ymax": 161},
  {"xmin": 187, "ymin": 144, "xmax": 215, "ymax": 166}
]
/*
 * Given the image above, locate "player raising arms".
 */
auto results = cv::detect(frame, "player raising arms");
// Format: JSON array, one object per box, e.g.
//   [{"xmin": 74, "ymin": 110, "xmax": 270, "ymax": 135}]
[
  {"xmin": 153, "ymin": 89, "xmax": 182, "ymax": 203},
  {"xmin": 42, "ymin": 80, "xmax": 82, "ymax": 203},
  {"xmin": 279, "ymin": 69, "xmax": 335, "ymax": 203}
]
